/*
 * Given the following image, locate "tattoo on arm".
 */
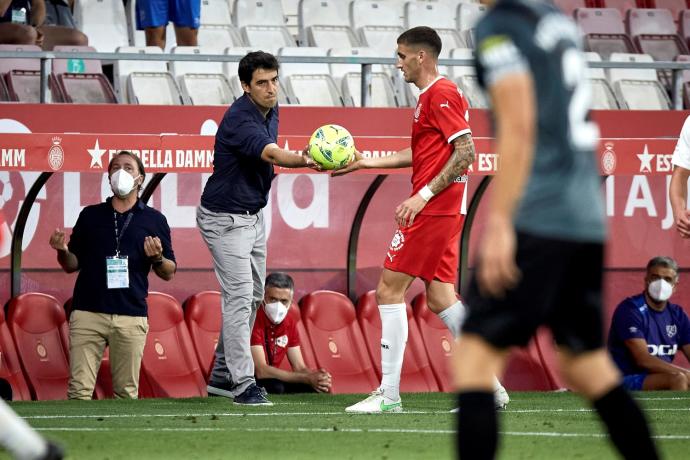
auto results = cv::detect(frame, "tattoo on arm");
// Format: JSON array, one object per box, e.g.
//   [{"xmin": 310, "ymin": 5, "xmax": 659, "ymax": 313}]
[{"xmin": 427, "ymin": 133, "xmax": 475, "ymax": 195}]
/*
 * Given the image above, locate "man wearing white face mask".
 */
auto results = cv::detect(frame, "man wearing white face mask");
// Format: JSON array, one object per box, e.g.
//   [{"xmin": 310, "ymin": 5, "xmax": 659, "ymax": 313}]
[
  {"xmin": 49, "ymin": 151, "xmax": 176, "ymax": 399},
  {"xmin": 248, "ymin": 273, "xmax": 331, "ymax": 395},
  {"xmin": 608, "ymin": 256, "xmax": 690, "ymax": 391}
]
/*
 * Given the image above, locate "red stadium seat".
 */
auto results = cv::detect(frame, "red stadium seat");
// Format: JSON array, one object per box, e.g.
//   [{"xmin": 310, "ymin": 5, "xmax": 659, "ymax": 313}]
[
  {"xmin": 0, "ymin": 305, "xmax": 31, "ymax": 400},
  {"xmin": 679, "ymin": 10, "xmax": 690, "ymax": 49},
  {"xmin": 411, "ymin": 293, "xmax": 454, "ymax": 392},
  {"xmin": 277, "ymin": 304, "xmax": 318, "ymax": 371},
  {"xmin": 299, "ymin": 291, "xmax": 379, "ymax": 394},
  {"xmin": 356, "ymin": 291, "xmax": 439, "ymax": 392},
  {"xmin": 575, "ymin": 8, "xmax": 637, "ymax": 59},
  {"xmin": 502, "ymin": 328, "xmax": 565, "ymax": 391},
  {"xmin": 6, "ymin": 293, "xmax": 70, "ymax": 400},
  {"xmin": 183, "ymin": 291, "xmax": 221, "ymax": 381},
  {"xmin": 138, "ymin": 292, "xmax": 206, "ymax": 398}
]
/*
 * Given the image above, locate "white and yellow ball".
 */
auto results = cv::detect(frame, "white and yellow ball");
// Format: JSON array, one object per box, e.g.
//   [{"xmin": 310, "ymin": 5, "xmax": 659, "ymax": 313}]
[{"xmin": 308, "ymin": 124, "xmax": 355, "ymax": 170}]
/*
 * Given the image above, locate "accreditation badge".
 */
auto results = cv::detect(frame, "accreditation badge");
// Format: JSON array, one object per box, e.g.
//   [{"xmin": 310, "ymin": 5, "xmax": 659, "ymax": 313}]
[{"xmin": 106, "ymin": 255, "xmax": 129, "ymax": 289}]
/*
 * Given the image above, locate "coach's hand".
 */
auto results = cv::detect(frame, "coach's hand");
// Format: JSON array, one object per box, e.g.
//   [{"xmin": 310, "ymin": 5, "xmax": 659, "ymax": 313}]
[
  {"xmin": 395, "ymin": 194, "xmax": 426, "ymax": 227},
  {"xmin": 477, "ymin": 216, "xmax": 521, "ymax": 298},
  {"xmin": 49, "ymin": 229, "xmax": 68, "ymax": 252}
]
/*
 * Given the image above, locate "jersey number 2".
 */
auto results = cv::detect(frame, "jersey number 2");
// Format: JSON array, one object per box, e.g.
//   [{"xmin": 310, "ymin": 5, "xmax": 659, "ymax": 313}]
[{"xmin": 561, "ymin": 48, "xmax": 598, "ymax": 151}]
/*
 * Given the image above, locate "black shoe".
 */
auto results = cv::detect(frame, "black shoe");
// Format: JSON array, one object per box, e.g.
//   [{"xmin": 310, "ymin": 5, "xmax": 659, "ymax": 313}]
[
  {"xmin": 41, "ymin": 441, "xmax": 64, "ymax": 460},
  {"xmin": 207, "ymin": 379, "xmax": 234, "ymax": 398},
  {"xmin": 233, "ymin": 384, "xmax": 273, "ymax": 406}
]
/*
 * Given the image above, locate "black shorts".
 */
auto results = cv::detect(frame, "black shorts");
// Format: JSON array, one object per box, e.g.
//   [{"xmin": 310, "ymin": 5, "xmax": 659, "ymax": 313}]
[{"xmin": 462, "ymin": 232, "xmax": 604, "ymax": 354}]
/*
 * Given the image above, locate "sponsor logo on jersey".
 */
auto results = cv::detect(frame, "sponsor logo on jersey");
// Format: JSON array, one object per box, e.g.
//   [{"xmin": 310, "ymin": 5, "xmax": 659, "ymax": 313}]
[
  {"xmin": 414, "ymin": 103, "xmax": 423, "ymax": 123},
  {"xmin": 629, "ymin": 326, "xmax": 638, "ymax": 333},
  {"xmin": 647, "ymin": 344, "xmax": 677, "ymax": 356}
]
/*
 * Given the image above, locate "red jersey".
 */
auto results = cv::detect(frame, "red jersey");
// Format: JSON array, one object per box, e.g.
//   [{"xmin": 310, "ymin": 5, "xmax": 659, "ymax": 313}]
[
  {"xmin": 250, "ymin": 307, "xmax": 300, "ymax": 368},
  {"xmin": 411, "ymin": 77, "xmax": 471, "ymax": 216}
]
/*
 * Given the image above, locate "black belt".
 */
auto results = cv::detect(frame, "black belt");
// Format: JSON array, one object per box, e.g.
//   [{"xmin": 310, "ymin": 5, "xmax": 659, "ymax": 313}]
[{"xmin": 230, "ymin": 209, "xmax": 260, "ymax": 215}]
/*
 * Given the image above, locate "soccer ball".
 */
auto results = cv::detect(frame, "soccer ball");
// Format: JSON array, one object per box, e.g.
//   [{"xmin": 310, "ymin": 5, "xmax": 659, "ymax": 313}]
[{"xmin": 308, "ymin": 124, "xmax": 355, "ymax": 170}]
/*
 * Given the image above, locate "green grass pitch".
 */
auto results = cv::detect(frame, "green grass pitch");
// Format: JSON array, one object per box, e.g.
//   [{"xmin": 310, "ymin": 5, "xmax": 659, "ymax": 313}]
[{"xmin": 3, "ymin": 391, "xmax": 689, "ymax": 459}]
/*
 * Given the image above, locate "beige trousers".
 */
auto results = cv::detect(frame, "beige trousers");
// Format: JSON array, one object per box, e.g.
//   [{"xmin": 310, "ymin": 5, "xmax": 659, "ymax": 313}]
[{"xmin": 68, "ymin": 310, "xmax": 148, "ymax": 400}]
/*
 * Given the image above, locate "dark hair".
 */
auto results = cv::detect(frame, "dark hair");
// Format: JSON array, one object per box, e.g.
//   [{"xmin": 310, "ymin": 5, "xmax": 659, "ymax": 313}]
[
  {"xmin": 647, "ymin": 256, "xmax": 679, "ymax": 280},
  {"xmin": 108, "ymin": 150, "xmax": 145, "ymax": 191},
  {"xmin": 238, "ymin": 51, "xmax": 280, "ymax": 86},
  {"xmin": 265, "ymin": 272, "xmax": 294, "ymax": 291},
  {"xmin": 397, "ymin": 26, "xmax": 442, "ymax": 58}
]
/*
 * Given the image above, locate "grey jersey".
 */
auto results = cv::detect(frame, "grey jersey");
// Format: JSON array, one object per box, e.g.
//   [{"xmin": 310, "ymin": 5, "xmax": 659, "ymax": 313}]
[{"xmin": 474, "ymin": 0, "xmax": 606, "ymax": 243}]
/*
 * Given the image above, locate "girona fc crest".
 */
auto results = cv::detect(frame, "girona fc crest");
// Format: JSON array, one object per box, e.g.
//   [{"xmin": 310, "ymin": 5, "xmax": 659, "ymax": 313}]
[
  {"xmin": 48, "ymin": 136, "xmax": 64, "ymax": 171},
  {"xmin": 601, "ymin": 142, "xmax": 616, "ymax": 175},
  {"xmin": 389, "ymin": 229, "xmax": 405, "ymax": 252}
]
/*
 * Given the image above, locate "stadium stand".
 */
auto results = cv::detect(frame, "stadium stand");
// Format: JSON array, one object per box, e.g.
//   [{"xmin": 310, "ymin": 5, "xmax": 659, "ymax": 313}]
[
  {"xmin": 298, "ymin": 0, "xmax": 360, "ymax": 48},
  {"xmin": 411, "ymin": 293, "xmax": 453, "ymax": 392},
  {"xmin": 183, "ymin": 290, "xmax": 221, "ymax": 381},
  {"xmin": 349, "ymin": 0, "xmax": 403, "ymax": 58},
  {"xmin": 648, "ymin": 0, "xmax": 688, "ymax": 20},
  {"xmin": 585, "ymin": 51, "xmax": 621, "ymax": 109},
  {"xmin": 553, "ymin": 0, "xmax": 589, "ymax": 17},
  {"xmin": 197, "ymin": 24, "xmax": 246, "ymax": 50},
  {"xmin": 0, "ymin": 44, "xmax": 42, "ymax": 103},
  {"xmin": 299, "ymin": 290, "xmax": 379, "ymax": 394},
  {"xmin": 276, "ymin": 304, "xmax": 319, "ymax": 371},
  {"xmin": 599, "ymin": 0, "xmax": 642, "ymax": 17},
  {"xmin": 457, "ymin": 3, "xmax": 488, "ymax": 48},
  {"xmin": 281, "ymin": 0, "xmax": 300, "ymax": 37},
  {"xmin": 234, "ymin": 0, "xmax": 296, "ymax": 52},
  {"xmin": 328, "ymin": 46, "xmax": 399, "ymax": 107},
  {"xmin": 51, "ymin": 45, "xmax": 118, "ymax": 104},
  {"xmin": 201, "ymin": 0, "xmax": 234, "ymax": 26},
  {"xmin": 114, "ymin": 46, "xmax": 183, "ymax": 105},
  {"xmin": 6, "ymin": 293, "xmax": 70, "ymax": 400},
  {"xmin": 278, "ymin": 46, "xmax": 345, "ymax": 106},
  {"xmin": 170, "ymin": 46, "xmax": 234, "ymax": 105},
  {"xmin": 138, "ymin": 292, "xmax": 207, "ymax": 398},
  {"xmin": 608, "ymin": 52, "xmax": 672, "ymax": 109},
  {"xmin": 575, "ymin": 8, "xmax": 637, "ymax": 60},
  {"xmin": 404, "ymin": 1, "xmax": 463, "ymax": 53},
  {"xmin": 675, "ymin": 54, "xmax": 690, "ymax": 108},
  {"xmin": 73, "ymin": 0, "xmax": 129, "ymax": 52},
  {"xmin": 356, "ymin": 291, "xmax": 439, "ymax": 392},
  {"xmin": 449, "ymin": 47, "xmax": 488, "ymax": 108},
  {"xmin": 0, "ymin": 305, "xmax": 32, "ymax": 401}
]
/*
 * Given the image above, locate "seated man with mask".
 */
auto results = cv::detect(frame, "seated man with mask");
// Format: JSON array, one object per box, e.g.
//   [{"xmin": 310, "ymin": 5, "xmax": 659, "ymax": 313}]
[
  {"xmin": 608, "ymin": 256, "xmax": 690, "ymax": 391},
  {"xmin": 207, "ymin": 272, "xmax": 331, "ymax": 396}
]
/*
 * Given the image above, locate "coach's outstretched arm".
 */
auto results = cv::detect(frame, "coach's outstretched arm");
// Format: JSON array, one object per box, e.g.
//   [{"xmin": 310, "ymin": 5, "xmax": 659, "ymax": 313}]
[
  {"xmin": 261, "ymin": 144, "xmax": 320, "ymax": 169},
  {"xmin": 49, "ymin": 229, "xmax": 79, "ymax": 273},
  {"xmin": 332, "ymin": 148, "xmax": 413, "ymax": 176}
]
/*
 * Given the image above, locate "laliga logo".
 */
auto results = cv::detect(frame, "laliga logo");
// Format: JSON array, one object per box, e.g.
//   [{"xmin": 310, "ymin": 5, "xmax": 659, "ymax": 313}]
[
  {"xmin": 48, "ymin": 136, "xmax": 64, "ymax": 171},
  {"xmin": 601, "ymin": 142, "xmax": 616, "ymax": 175}
]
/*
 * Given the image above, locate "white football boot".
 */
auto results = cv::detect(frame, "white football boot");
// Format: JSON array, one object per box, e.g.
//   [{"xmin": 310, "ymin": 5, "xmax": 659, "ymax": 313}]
[
  {"xmin": 450, "ymin": 384, "xmax": 510, "ymax": 413},
  {"xmin": 345, "ymin": 389, "xmax": 402, "ymax": 414}
]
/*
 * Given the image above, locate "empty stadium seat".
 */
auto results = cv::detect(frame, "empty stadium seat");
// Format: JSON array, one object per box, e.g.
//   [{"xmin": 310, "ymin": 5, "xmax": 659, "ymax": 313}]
[
  {"xmin": 680, "ymin": 10, "xmax": 690, "ymax": 50},
  {"xmin": 6, "ymin": 293, "xmax": 70, "ymax": 400},
  {"xmin": 200, "ymin": 0, "xmax": 233, "ymax": 26},
  {"xmin": 299, "ymin": 0, "xmax": 359, "ymax": 48},
  {"xmin": 74, "ymin": 0, "xmax": 129, "ymax": 52},
  {"xmin": 350, "ymin": 0, "xmax": 402, "ymax": 58},
  {"xmin": 0, "ymin": 44, "xmax": 42, "ymax": 103},
  {"xmin": 627, "ymin": 8, "xmax": 689, "ymax": 65},
  {"xmin": 170, "ymin": 46, "xmax": 233, "ymax": 105},
  {"xmin": 299, "ymin": 291, "xmax": 379, "ymax": 394},
  {"xmin": 356, "ymin": 291, "xmax": 439, "ymax": 392},
  {"xmin": 183, "ymin": 291, "xmax": 221, "ymax": 380},
  {"xmin": 328, "ymin": 47, "xmax": 399, "ymax": 107},
  {"xmin": 457, "ymin": 3, "xmax": 488, "ymax": 48},
  {"xmin": 502, "ymin": 329, "xmax": 565, "ymax": 391},
  {"xmin": 241, "ymin": 25, "xmax": 297, "ymax": 53},
  {"xmin": 675, "ymin": 54, "xmax": 690, "ymax": 108},
  {"xmin": 281, "ymin": 0, "xmax": 300, "ymax": 36},
  {"xmin": 575, "ymin": 8, "xmax": 637, "ymax": 60},
  {"xmin": 114, "ymin": 46, "xmax": 184, "ymax": 104},
  {"xmin": 608, "ymin": 52, "xmax": 672, "ymax": 109},
  {"xmin": 405, "ymin": 1, "xmax": 463, "ymax": 52},
  {"xmin": 278, "ymin": 46, "xmax": 344, "ymax": 105},
  {"xmin": 138, "ymin": 292, "xmax": 207, "ymax": 398},
  {"xmin": 585, "ymin": 51, "xmax": 620, "ymax": 109},
  {"xmin": 599, "ymin": 0, "xmax": 641, "ymax": 17},
  {"xmin": 449, "ymin": 47, "xmax": 488, "ymax": 108},
  {"xmin": 51, "ymin": 45, "xmax": 118, "ymax": 104},
  {"xmin": 197, "ymin": 25, "xmax": 245, "ymax": 50},
  {"xmin": 411, "ymin": 293, "xmax": 453, "ymax": 392},
  {"xmin": 234, "ymin": 0, "xmax": 287, "ymax": 27},
  {"xmin": 0, "ymin": 306, "xmax": 31, "ymax": 401},
  {"xmin": 648, "ymin": 0, "xmax": 688, "ymax": 20}
]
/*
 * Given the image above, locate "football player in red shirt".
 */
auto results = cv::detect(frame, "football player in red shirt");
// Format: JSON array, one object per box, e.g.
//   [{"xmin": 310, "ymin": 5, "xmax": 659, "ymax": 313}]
[{"xmin": 336, "ymin": 26, "xmax": 507, "ymax": 413}]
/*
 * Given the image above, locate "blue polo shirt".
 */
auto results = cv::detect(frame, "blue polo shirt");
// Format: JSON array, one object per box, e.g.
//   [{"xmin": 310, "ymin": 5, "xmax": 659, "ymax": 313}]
[
  {"xmin": 68, "ymin": 198, "xmax": 176, "ymax": 317},
  {"xmin": 608, "ymin": 293, "xmax": 690, "ymax": 375},
  {"xmin": 200, "ymin": 93, "xmax": 278, "ymax": 213}
]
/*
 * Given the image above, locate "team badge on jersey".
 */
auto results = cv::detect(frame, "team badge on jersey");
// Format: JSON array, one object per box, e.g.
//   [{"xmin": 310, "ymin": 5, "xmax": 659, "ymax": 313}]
[
  {"xmin": 386, "ymin": 229, "xmax": 405, "ymax": 262},
  {"xmin": 666, "ymin": 325, "xmax": 677, "ymax": 338},
  {"xmin": 276, "ymin": 335, "xmax": 288, "ymax": 348},
  {"xmin": 414, "ymin": 103, "xmax": 422, "ymax": 122}
]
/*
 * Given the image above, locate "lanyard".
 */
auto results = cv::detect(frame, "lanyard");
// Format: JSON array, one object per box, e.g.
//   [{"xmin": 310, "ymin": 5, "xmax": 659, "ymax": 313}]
[{"xmin": 113, "ymin": 211, "xmax": 133, "ymax": 257}]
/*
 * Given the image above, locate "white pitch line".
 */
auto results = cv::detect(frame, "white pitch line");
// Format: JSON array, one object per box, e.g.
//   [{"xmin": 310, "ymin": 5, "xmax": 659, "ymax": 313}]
[{"xmin": 30, "ymin": 427, "xmax": 690, "ymax": 440}]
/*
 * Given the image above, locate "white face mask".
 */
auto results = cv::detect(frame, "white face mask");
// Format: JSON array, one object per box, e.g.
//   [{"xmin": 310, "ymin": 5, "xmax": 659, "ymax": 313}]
[
  {"xmin": 264, "ymin": 301, "xmax": 288, "ymax": 325},
  {"xmin": 110, "ymin": 170, "xmax": 138, "ymax": 198},
  {"xmin": 648, "ymin": 279, "xmax": 674, "ymax": 302}
]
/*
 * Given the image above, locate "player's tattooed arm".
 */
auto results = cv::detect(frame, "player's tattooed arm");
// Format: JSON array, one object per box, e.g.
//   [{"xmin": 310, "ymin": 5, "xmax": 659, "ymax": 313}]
[{"xmin": 427, "ymin": 133, "xmax": 475, "ymax": 195}]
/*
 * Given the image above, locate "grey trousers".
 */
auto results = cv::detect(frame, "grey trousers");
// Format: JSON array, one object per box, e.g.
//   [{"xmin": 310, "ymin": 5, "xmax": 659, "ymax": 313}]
[{"xmin": 197, "ymin": 205, "xmax": 266, "ymax": 396}]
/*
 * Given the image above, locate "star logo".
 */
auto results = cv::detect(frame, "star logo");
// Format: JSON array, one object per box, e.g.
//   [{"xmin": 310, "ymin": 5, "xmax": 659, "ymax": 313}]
[
  {"xmin": 87, "ymin": 139, "xmax": 107, "ymax": 168},
  {"xmin": 636, "ymin": 144, "xmax": 654, "ymax": 173}
]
